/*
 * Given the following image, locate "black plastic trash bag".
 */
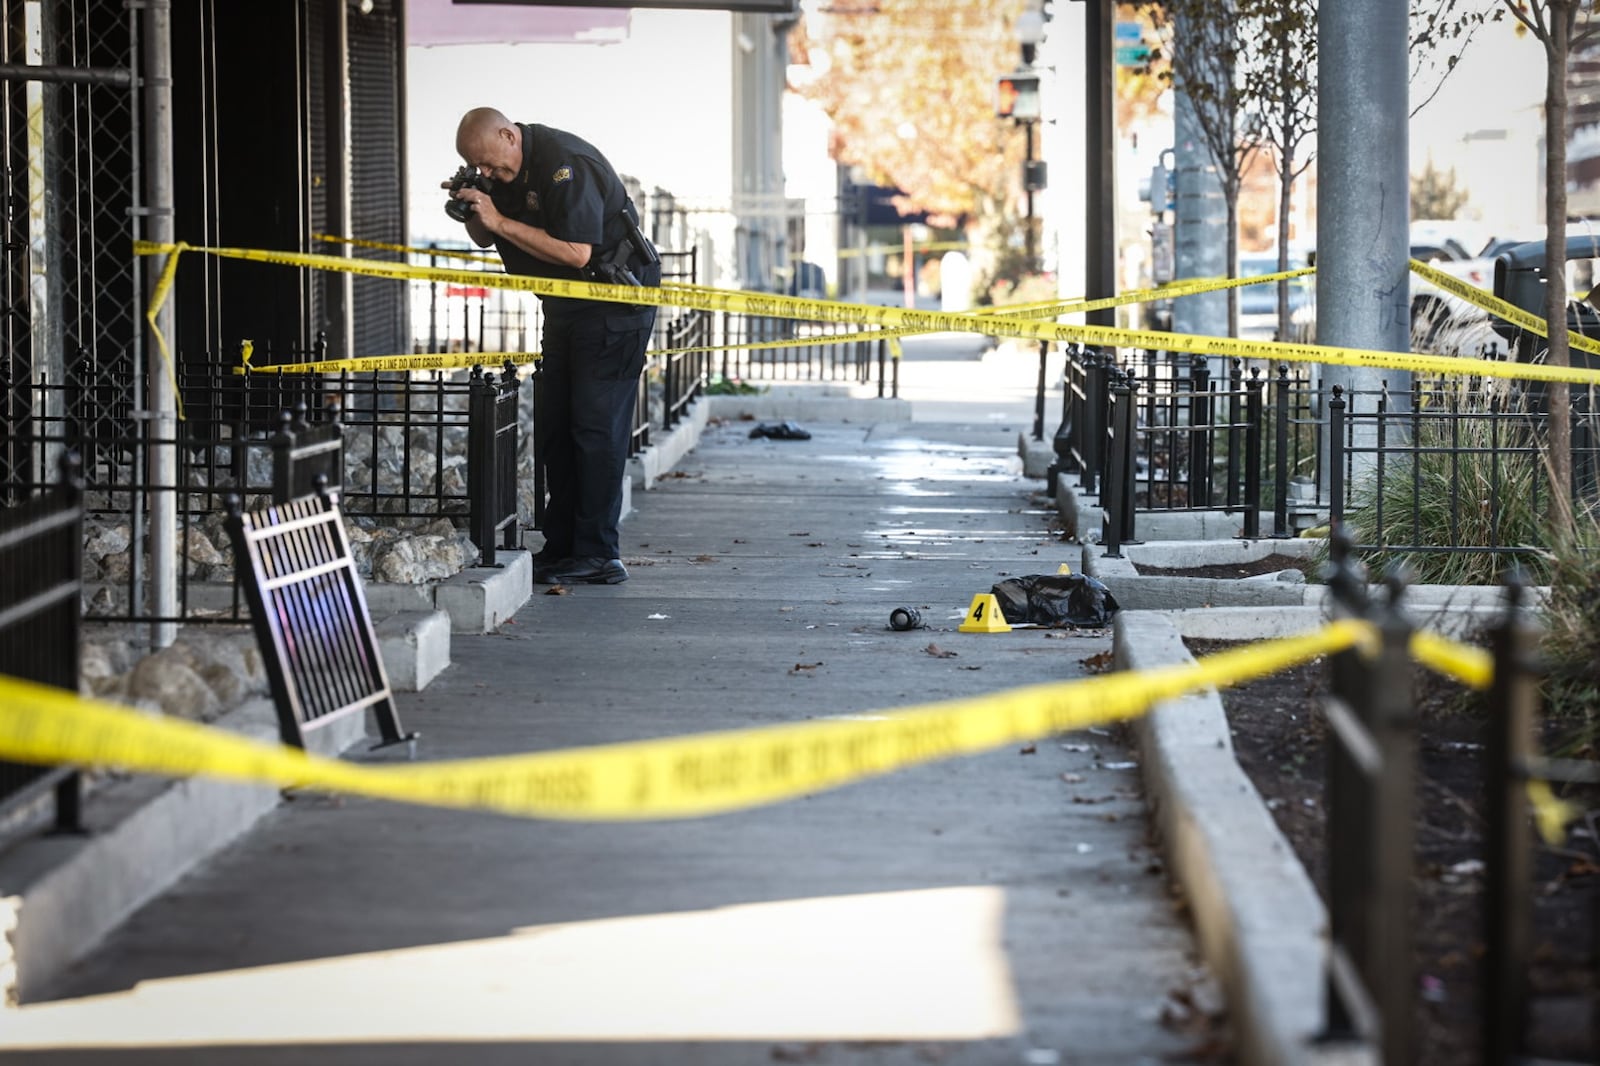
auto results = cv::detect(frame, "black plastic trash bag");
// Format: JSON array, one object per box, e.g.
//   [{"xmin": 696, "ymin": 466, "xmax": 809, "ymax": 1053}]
[
  {"xmin": 990, "ymin": 573, "xmax": 1120, "ymax": 628},
  {"xmin": 749, "ymin": 421, "xmax": 811, "ymax": 440}
]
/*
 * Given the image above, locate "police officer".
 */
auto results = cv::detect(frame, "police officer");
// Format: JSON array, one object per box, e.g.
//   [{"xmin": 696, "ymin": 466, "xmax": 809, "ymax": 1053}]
[{"xmin": 446, "ymin": 106, "xmax": 659, "ymax": 585}]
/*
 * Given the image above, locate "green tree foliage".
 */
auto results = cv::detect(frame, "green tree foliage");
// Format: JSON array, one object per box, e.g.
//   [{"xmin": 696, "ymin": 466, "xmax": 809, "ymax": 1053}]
[{"xmin": 1410, "ymin": 159, "xmax": 1472, "ymax": 219}]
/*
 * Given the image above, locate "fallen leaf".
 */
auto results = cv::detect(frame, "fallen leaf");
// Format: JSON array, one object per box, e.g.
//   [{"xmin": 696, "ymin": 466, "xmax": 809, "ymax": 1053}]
[
  {"xmin": 1019, "ymin": 744, "xmax": 1037, "ymax": 755},
  {"xmin": 544, "ymin": 585, "xmax": 570, "ymax": 596},
  {"xmin": 1081, "ymin": 650, "xmax": 1115, "ymax": 673},
  {"xmin": 959, "ymin": 664, "xmax": 982, "ymax": 671},
  {"xmin": 789, "ymin": 662, "xmax": 824, "ymax": 675},
  {"xmin": 692, "ymin": 554, "xmax": 717, "ymax": 563},
  {"xmin": 924, "ymin": 643, "xmax": 958, "ymax": 659}
]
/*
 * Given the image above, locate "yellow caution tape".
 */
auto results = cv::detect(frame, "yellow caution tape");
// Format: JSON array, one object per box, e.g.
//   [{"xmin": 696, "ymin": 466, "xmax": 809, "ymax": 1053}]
[
  {"xmin": 141, "ymin": 245, "xmax": 187, "ymax": 421},
  {"xmin": 0, "ymin": 620, "xmax": 1369, "ymax": 822},
  {"xmin": 1408, "ymin": 627, "xmax": 1576, "ymax": 844},
  {"xmin": 238, "ymin": 351, "xmax": 539, "ymax": 376},
  {"xmin": 313, "ymin": 232, "xmax": 504, "ymax": 267},
  {"xmin": 837, "ymin": 240, "xmax": 970, "ymax": 259},
  {"xmin": 132, "ymin": 241, "xmax": 1600, "ymax": 387},
  {"xmin": 1408, "ymin": 258, "xmax": 1600, "ymax": 359},
  {"xmin": 1408, "ymin": 629, "xmax": 1493, "ymax": 689}
]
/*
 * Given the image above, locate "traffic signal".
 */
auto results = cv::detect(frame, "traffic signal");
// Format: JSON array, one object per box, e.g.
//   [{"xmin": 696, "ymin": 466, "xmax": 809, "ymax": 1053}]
[{"xmin": 996, "ymin": 71, "xmax": 1041, "ymax": 122}]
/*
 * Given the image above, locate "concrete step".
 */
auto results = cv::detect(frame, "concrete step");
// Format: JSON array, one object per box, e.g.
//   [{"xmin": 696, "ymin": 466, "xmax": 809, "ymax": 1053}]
[{"xmin": 374, "ymin": 610, "xmax": 451, "ymax": 692}]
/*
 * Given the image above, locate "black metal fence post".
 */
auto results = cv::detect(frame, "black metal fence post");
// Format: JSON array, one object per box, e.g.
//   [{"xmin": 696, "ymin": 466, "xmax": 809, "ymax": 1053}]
[
  {"xmin": 467, "ymin": 365, "xmax": 501, "ymax": 566},
  {"xmin": 1102, "ymin": 370, "xmax": 1128, "ymax": 557},
  {"xmin": 1329, "ymin": 385, "xmax": 1347, "ymax": 529},
  {"xmin": 1274, "ymin": 363, "xmax": 1292, "ymax": 537},
  {"xmin": 1033, "ymin": 340, "xmax": 1048, "ymax": 441},
  {"xmin": 1320, "ymin": 530, "xmax": 1418, "ymax": 1064},
  {"xmin": 1102, "ymin": 369, "xmax": 1139, "ymax": 556},
  {"xmin": 1227, "ymin": 359, "xmax": 1243, "ymax": 512},
  {"xmin": 1243, "ymin": 367, "xmax": 1263, "ymax": 538},
  {"xmin": 530, "ymin": 359, "xmax": 545, "ymax": 530},
  {"xmin": 1483, "ymin": 576, "xmax": 1536, "ymax": 1064},
  {"xmin": 1187, "ymin": 359, "xmax": 1212, "ymax": 507},
  {"xmin": 1048, "ymin": 345, "xmax": 1078, "ymax": 495},
  {"xmin": 1081, "ymin": 347, "xmax": 1106, "ymax": 495}
]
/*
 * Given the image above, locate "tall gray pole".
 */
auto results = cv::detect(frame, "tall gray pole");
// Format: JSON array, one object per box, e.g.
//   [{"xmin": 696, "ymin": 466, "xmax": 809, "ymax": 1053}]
[
  {"xmin": 1084, "ymin": 0, "xmax": 1114, "ymax": 326},
  {"xmin": 143, "ymin": 0, "xmax": 177, "ymax": 647},
  {"xmin": 1170, "ymin": 79, "xmax": 1228, "ymax": 338},
  {"xmin": 1316, "ymin": 0, "xmax": 1410, "ymax": 401}
]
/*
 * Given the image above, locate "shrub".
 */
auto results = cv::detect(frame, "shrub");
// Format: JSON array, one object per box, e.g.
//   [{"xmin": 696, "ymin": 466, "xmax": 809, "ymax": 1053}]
[
  {"xmin": 1538, "ymin": 524, "xmax": 1600, "ymax": 724},
  {"xmin": 1342, "ymin": 388, "xmax": 1551, "ymax": 585}
]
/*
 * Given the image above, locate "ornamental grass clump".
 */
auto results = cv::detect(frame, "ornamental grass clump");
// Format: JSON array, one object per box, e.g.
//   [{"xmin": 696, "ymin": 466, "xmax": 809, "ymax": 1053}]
[
  {"xmin": 1343, "ymin": 388, "xmax": 1551, "ymax": 586},
  {"xmin": 1538, "ymin": 522, "xmax": 1600, "ymax": 726}
]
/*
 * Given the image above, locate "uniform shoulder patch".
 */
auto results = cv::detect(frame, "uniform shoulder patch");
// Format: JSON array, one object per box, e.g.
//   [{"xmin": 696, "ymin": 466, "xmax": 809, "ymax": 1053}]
[{"xmin": 552, "ymin": 165, "xmax": 573, "ymax": 184}]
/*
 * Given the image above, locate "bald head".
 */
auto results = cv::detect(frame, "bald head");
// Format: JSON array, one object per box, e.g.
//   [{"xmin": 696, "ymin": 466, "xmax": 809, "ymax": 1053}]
[{"xmin": 456, "ymin": 108, "xmax": 522, "ymax": 184}]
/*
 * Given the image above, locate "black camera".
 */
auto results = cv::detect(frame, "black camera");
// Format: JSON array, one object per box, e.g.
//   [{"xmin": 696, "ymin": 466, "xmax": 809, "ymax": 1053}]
[{"xmin": 444, "ymin": 165, "xmax": 490, "ymax": 223}]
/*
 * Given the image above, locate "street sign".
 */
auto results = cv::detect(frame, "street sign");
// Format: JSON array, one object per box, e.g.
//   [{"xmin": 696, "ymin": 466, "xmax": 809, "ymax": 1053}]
[
  {"xmin": 1114, "ymin": 20, "xmax": 1143, "ymax": 44},
  {"xmin": 1115, "ymin": 45, "xmax": 1151, "ymax": 67}
]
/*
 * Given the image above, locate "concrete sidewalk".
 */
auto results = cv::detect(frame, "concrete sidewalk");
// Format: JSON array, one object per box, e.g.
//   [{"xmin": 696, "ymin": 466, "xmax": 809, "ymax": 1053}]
[{"xmin": 2, "ymin": 409, "xmax": 1216, "ymax": 1064}]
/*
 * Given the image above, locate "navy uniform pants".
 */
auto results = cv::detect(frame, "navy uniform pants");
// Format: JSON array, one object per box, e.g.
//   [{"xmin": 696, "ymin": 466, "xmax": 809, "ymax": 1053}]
[{"xmin": 535, "ymin": 305, "xmax": 655, "ymax": 561}]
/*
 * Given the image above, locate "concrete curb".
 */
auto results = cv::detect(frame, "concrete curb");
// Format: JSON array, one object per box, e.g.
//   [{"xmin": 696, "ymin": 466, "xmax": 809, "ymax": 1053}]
[
  {"xmin": 630, "ymin": 398, "xmax": 711, "ymax": 489},
  {"xmin": 374, "ymin": 610, "xmax": 451, "ymax": 691},
  {"xmin": 0, "ymin": 698, "xmax": 368, "ymax": 1004},
  {"xmin": 435, "ymin": 551, "xmax": 532, "ymax": 634},
  {"xmin": 1017, "ymin": 433, "xmax": 1056, "ymax": 479},
  {"xmin": 1120, "ymin": 595, "xmax": 1524, "ymax": 1065},
  {"xmin": 1116, "ymin": 611, "xmax": 1331, "ymax": 1066}
]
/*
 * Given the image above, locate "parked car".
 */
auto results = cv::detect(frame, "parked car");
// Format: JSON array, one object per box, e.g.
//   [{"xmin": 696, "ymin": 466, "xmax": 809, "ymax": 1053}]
[
  {"xmin": 1285, "ymin": 228, "xmax": 1495, "ymax": 349},
  {"xmin": 1237, "ymin": 249, "xmax": 1313, "ymax": 340},
  {"xmin": 1490, "ymin": 231, "xmax": 1600, "ymax": 372}
]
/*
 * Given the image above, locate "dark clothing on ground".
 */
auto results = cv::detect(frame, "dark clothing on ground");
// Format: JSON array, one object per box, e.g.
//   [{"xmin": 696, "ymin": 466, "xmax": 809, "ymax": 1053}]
[{"xmin": 488, "ymin": 122, "xmax": 658, "ymax": 561}]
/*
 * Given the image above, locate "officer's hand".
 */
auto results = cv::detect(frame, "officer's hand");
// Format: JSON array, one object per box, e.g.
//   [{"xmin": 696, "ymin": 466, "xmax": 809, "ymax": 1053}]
[{"xmin": 453, "ymin": 187, "xmax": 502, "ymax": 231}]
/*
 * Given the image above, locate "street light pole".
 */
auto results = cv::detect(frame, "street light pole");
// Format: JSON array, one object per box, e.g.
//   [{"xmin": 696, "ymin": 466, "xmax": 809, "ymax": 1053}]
[{"xmin": 1084, "ymin": 0, "xmax": 1114, "ymax": 327}]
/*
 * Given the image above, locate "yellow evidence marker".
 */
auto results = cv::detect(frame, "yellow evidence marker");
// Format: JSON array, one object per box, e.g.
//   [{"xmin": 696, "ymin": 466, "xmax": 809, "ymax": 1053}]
[
  {"xmin": 1057, "ymin": 562, "xmax": 1073, "ymax": 575},
  {"xmin": 959, "ymin": 593, "xmax": 1012, "ymax": 633}
]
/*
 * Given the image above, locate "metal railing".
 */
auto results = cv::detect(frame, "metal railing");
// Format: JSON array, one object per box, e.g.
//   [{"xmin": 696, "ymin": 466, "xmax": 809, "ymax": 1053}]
[
  {"xmin": 0, "ymin": 453, "xmax": 83, "ymax": 836},
  {"xmin": 468, "ymin": 362, "xmax": 521, "ymax": 567},
  {"xmin": 714, "ymin": 311, "xmax": 892, "ymax": 394},
  {"xmin": 1313, "ymin": 529, "xmax": 1597, "ymax": 1064},
  {"xmin": 224, "ymin": 485, "xmax": 415, "ymax": 753},
  {"xmin": 1327, "ymin": 378, "xmax": 1600, "ymax": 570},
  {"xmin": 1319, "ymin": 533, "xmax": 1418, "ymax": 1063},
  {"xmin": 662, "ymin": 309, "xmax": 712, "ymax": 430}
]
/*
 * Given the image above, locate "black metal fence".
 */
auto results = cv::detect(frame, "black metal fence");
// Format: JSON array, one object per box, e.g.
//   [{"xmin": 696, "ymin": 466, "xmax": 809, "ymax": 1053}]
[
  {"xmin": 662, "ymin": 309, "xmax": 712, "ymax": 431},
  {"xmin": 714, "ymin": 311, "xmax": 892, "ymax": 393},
  {"xmin": 1315, "ymin": 530, "xmax": 1597, "ymax": 1065},
  {"xmin": 1319, "ymin": 537, "xmax": 1418, "ymax": 1063},
  {"xmin": 1328, "ymin": 379, "xmax": 1600, "ymax": 573},
  {"xmin": 1055, "ymin": 343, "xmax": 1600, "ymax": 573},
  {"xmin": 0, "ymin": 453, "xmax": 84, "ymax": 834},
  {"xmin": 467, "ymin": 362, "xmax": 520, "ymax": 567}
]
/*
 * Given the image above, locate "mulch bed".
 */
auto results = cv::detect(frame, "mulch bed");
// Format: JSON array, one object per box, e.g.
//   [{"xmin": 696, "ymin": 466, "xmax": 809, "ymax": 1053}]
[
  {"xmin": 1186, "ymin": 637, "xmax": 1598, "ymax": 1065},
  {"xmin": 1134, "ymin": 552, "xmax": 1314, "ymax": 580}
]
